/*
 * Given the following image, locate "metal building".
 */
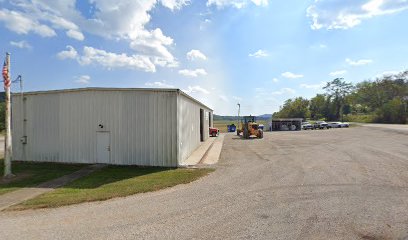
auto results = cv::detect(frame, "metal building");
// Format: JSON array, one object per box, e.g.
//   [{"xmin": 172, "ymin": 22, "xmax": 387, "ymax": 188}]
[
  {"xmin": 11, "ymin": 88, "xmax": 213, "ymax": 167},
  {"xmin": 269, "ymin": 118, "xmax": 303, "ymax": 131}
]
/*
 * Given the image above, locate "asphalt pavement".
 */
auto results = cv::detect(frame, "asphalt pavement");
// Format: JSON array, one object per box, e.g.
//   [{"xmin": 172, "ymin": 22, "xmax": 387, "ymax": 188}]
[{"xmin": 0, "ymin": 126, "xmax": 408, "ymax": 239}]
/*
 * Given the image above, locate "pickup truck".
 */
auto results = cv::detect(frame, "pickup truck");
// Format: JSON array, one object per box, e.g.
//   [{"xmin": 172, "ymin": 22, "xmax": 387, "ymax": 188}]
[
  {"xmin": 209, "ymin": 127, "xmax": 220, "ymax": 137},
  {"xmin": 302, "ymin": 122, "xmax": 314, "ymax": 130}
]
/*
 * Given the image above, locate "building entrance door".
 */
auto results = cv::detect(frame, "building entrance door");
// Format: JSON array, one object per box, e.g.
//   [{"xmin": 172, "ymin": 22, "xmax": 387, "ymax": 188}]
[{"xmin": 97, "ymin": 131, "xmax": 110, "ymax": 163}]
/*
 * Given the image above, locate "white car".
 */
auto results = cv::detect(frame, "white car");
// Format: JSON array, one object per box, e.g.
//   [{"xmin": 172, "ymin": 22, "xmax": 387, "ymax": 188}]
[
  {"xmin": 328, "ymin": 122, "xmax": 349, "ymax": 128},
  {"xmin": 302, "ymin": 122, "xmax": 314, "ymax": 130},
  {"xmin": 340, "ymin": 122, "xmax": 350, "ymax": 128},
  {"xmin": 328, "ymin": 122, "xmax": 342, "ymax": 128}
]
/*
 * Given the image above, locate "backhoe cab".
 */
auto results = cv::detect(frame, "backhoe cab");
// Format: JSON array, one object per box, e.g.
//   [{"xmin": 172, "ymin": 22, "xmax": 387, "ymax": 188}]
[{"xmin": 237, "ymin": 116, "xmax": 263, "ymax": 139}]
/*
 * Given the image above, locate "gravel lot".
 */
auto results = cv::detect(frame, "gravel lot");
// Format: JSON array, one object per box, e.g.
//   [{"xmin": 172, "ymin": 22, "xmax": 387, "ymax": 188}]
[{"xmin": 1, "ymin": 126, "xmax": 408, "ymax": 239}]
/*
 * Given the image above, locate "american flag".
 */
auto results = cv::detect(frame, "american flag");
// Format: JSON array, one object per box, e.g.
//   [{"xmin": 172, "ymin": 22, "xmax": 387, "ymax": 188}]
[{"xmin": 2, "ymin": 57, "xmax": 10, "ymax": 88}]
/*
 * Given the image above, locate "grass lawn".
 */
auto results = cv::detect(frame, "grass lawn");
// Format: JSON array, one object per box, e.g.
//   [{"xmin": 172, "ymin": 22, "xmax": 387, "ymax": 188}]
[
  {"xmin": 11, "ymin": 166, "xmax": 214, "ymax": 210},
  {"xmin": 0, "ymin": 160, "xmax": 85, "ymax": 195},
  {"xmin": 214, "ymin": 120, "xmax": 237, "ymax": 133}
]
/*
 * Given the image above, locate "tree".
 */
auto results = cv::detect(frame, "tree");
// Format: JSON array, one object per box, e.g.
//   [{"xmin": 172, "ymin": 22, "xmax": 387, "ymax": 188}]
[
  {"xmin": 352, "ymin": 71, "xmax": 408, "ymax": 123},
  {"xmin": 376, "ymin": 97, "xmax": 406, "ymax": 124},
  {"xmin": 323, "ymin": 78, "xmax": 354, "ymax": 121},
  {"xmin": 309, "ymin": 94, "xmax": 326, "ymax": 120},
  {"xmin": 274, "ymin": 97, "xmax": 310, "ymax": 119}
]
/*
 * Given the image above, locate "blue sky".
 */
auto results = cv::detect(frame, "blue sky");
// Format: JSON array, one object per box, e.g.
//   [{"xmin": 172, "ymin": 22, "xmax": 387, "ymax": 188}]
[{"xmin": 0, "ymin": 0, "xmax": 407, "ymax": 115}]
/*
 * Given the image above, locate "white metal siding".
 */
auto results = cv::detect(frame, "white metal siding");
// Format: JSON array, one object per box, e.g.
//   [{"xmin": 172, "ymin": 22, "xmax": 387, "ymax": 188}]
[
  {"xmin": 12, "ymin": 90, "xmax": 178, "ymax": 166},
  {"xmin": 177, "ymin": 93, "xmax": 212, "ymax": 164}
]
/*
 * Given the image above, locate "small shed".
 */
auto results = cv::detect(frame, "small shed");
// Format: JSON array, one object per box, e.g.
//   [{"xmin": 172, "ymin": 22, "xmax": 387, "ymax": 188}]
[
  {"xmin": 269, "ymin": 118, "xmax": 303, "ymax": 131},
  {"xmin": 11, "ymin": 88, "xmax": 213, "ymax": 167}
]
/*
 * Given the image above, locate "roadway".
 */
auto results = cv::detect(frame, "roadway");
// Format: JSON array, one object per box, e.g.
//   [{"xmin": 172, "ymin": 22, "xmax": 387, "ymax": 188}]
[{"xmin": 0, "ymin": 125, "xmax": 408, "ymax": 239}]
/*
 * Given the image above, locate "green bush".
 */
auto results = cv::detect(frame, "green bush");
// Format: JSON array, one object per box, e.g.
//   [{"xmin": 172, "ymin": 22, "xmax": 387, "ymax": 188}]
[{"xmin": 343, "ymin": 114, "xmax": 375, "ymax": 123}]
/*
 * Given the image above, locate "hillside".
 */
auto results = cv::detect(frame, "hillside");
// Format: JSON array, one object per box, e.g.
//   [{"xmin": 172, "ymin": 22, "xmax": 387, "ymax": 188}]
[{"xmin": 214, "ymin": 114, "xmax": 272, "ymax": 121}]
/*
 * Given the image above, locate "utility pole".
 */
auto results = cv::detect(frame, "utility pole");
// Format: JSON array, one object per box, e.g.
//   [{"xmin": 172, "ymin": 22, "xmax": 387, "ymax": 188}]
[
  {"xmin": 403, "ymin": 96, "xmax": 408, "ymax": 123},
  {"xmin": 3, "ymin": 53, "xmax": 13, "ymax": 178},
  {"xmin": 237, "ymin": 103, "xmax": 240, "ymax": 131}
]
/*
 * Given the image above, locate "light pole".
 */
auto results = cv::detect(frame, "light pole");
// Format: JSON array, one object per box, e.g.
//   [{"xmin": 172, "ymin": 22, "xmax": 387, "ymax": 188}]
[
  {"xmin": 237, "ymin": 103, "xmax": 240, "ymax": 131},
  {"xmin": 403, "ymin": 96, "xmax": 408, "ymax": 123}
]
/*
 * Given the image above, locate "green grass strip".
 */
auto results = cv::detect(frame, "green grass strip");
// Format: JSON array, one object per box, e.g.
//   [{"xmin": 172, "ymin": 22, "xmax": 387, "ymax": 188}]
[
  {"xmin": 13, "ymin": 166, "xmax": 214, "ymax": 210},
  {"xmin": 0, "ymin": 160, "xmax": 85, "ymax": 195}
]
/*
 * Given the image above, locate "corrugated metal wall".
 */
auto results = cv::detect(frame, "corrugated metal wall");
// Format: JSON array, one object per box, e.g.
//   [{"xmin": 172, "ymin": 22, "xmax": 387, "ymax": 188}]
[
  {"xmin": 177, "ymin": 93, "xmax": 212, "ymax": 164},
  {"xmin": 12, "ymin": 90, "xmax": 179, "ymax": 166}
]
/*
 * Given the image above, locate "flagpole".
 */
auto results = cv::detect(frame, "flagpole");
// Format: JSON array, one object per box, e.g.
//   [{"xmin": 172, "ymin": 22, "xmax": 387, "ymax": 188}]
[{"xmin": 4, "ymin": 52, "xmax": 13, "ymax": 178}]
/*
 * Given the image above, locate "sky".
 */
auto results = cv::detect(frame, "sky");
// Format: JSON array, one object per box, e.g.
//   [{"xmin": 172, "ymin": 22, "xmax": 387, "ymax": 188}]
[{"xmin": 0, "ymin": 0, "xmax": 407, "ymax": 115}]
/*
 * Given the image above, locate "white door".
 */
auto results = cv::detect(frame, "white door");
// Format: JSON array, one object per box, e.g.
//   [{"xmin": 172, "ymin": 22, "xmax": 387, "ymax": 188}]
[{"xmin": 96, "ymin": 132, "xmax": 110, "ymax": 163}]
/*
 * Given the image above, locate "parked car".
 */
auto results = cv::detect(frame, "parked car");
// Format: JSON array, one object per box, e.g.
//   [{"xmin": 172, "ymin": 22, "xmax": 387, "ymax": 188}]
[
  {"xmin": 313, "ymin": 121, "xmax": 330, "ymax": 129},
  {"xmin": 328, "ymin": 122, "xmax": 350, "ymax": 128},
  {"xmin": 302, "ymin": 122, "xmax": 314, "ymax": 130},
  {"xmin": 209, "ymin": 127, "xmax": 219, "ymax": 137},
  {"xmin": 340, "ymin": 122, "xmax": 350, "ymax": 128},
  {"xmin": 328, "ymin": 122, "xmax": 342, "ymax": 128}
]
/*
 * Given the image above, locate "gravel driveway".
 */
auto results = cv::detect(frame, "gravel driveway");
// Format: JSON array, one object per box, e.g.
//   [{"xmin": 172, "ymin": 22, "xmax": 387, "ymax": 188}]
[{"xmin": 1, "ymin": 126, "xmax": 408, "ymax": 239}]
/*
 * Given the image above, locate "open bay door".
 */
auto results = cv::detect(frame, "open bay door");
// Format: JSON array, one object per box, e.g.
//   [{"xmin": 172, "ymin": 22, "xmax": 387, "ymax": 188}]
[{"xmin": 200, "ymin": 109, "xmax": 204, "ymax": 142}]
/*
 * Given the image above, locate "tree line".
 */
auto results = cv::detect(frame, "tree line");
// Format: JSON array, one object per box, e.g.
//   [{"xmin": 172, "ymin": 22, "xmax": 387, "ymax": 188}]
[{"xmin": 273, "ymin": 70, "xmax": 408, "ymax": 124}]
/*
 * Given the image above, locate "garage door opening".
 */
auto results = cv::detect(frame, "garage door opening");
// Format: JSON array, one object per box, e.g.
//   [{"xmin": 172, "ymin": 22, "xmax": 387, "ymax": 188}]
[{"xmin": 200, "ymin": 109, "xmax": 204, "ymax": 142}]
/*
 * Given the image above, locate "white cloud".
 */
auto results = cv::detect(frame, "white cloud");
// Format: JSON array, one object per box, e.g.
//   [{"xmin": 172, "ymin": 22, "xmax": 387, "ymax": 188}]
[
  {"xmin": 307, "ymin": 0, "xmax": 408, "ymax": 30},
  {"xmin": 207, "ymin": 0, "xmax": 268, "ymax": 9},
  {"xmin": 57, "ymin": 45, "xmax": 78, "ymax": 60},
  {"xmin": 251, "ymin": 0, "xmax": 268, "ymax": 6},
  {"xmin": 346, "ymin": 58, "xmax": 373, "ymax": 66},
  {"xmin": 187, "ymin": 50, "xmax": 207, "ymax": 61},
  {"xmin": 78, "ymin": 46, "xmax": 156, "ymax": 72},
  {"xmin": 0, "ymin": 9, "xmax": 56, "ymax": 37},
  {"xmin": 66, "ymin": 29, "xmax": 84, "ymax": 41},
  {"xmin": 219, "ymin": 95, "xmax": 229, "ymax": 102},
  {"xmin": 200, "ymin": 18, "xmax": 212, "ymax": 30},
  {"xmin": 272, "ymin": 78, "xmax": 279, "ymax": 83},
  {"xmin": 10, "ymin": 40, "xmax": 31, "ymax": 49},
  {"xmin": 129, "ymin": 28, "xmax": 178, "ymax": 68},
  {"xmin": 0, "ymin": 5, "xmax": 84, "ymax": 40},
  {"xmin": 78, "ymin": 1, "xmax": 178, "ymax": 68},
  {"xmin": 249, "ymin": 49, "xmax": 269, "ymax": 58},
  {"xmin": 281, "ymin": 72, "xmax": 304, "ymax": 79},
  {"xmin": 74, "ymin": 75, "xmax": 91, "ymax": 84},
  {"xmin": 381, "ymin": 70, "xmax": 399, "ymax": 76},
  {"xmin": 178, "ymin": 68, "xmax": 208, "ymax": 77},
  {"xmin": 329, "ymin": 70, "xmax": 347, "ymax": 76},
  {"xmin": 309, "ymin": 43, "xmax": 328, "ymax": 49},
  {"xmin": 57, "ymin": 45, "xmax": 173, "ymax": 72},
  {"xmin": 183, "ymin": 85, "xmax": 210, "ymax": 94},
  {"xmin": 0, "ymin": 0, "xmax": 184, "ymax": 71},
  {"xmin": 376, "ymin": 70, "xmax": 402, "ymax": 78},
  {"xmin": 145, "ymin": 80, "xmax": 175, "ymax": 88},
  {"xmin": 160, "ymin": 0, "xmax": 190, "ymax": 10},
  {"xmin": 299, "ymin": 82, "xmax": 325, "ymax": 90},
  {"xmin": 232, "ymin": 96, "xmax": 243, "ymax": 101},
  {"xmin": 271, "ymin": 88, "xmax": 296, "ymax": 95}
]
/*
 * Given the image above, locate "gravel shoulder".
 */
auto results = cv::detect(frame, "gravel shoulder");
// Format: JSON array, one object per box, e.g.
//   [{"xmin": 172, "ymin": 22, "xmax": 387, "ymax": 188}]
[{"xmin": 1, "ymin": 127, "xmax": 408, "ymax": 239}]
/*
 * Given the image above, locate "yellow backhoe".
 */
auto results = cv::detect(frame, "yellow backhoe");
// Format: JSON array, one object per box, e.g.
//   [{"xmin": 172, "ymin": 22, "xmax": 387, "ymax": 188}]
[{"xmin": 237, "ymin": 116, "xmax": 263, "ymax": 139}]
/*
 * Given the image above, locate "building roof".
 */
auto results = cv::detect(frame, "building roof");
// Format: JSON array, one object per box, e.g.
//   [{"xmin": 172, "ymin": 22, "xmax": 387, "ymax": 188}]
[
  {"xmin": 272, "ymin": 118, "xmax": 304, "ymax": 121},
  {"xmin": 12, "ymin": 87, "xmax": 213, "ymax": 111}
]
